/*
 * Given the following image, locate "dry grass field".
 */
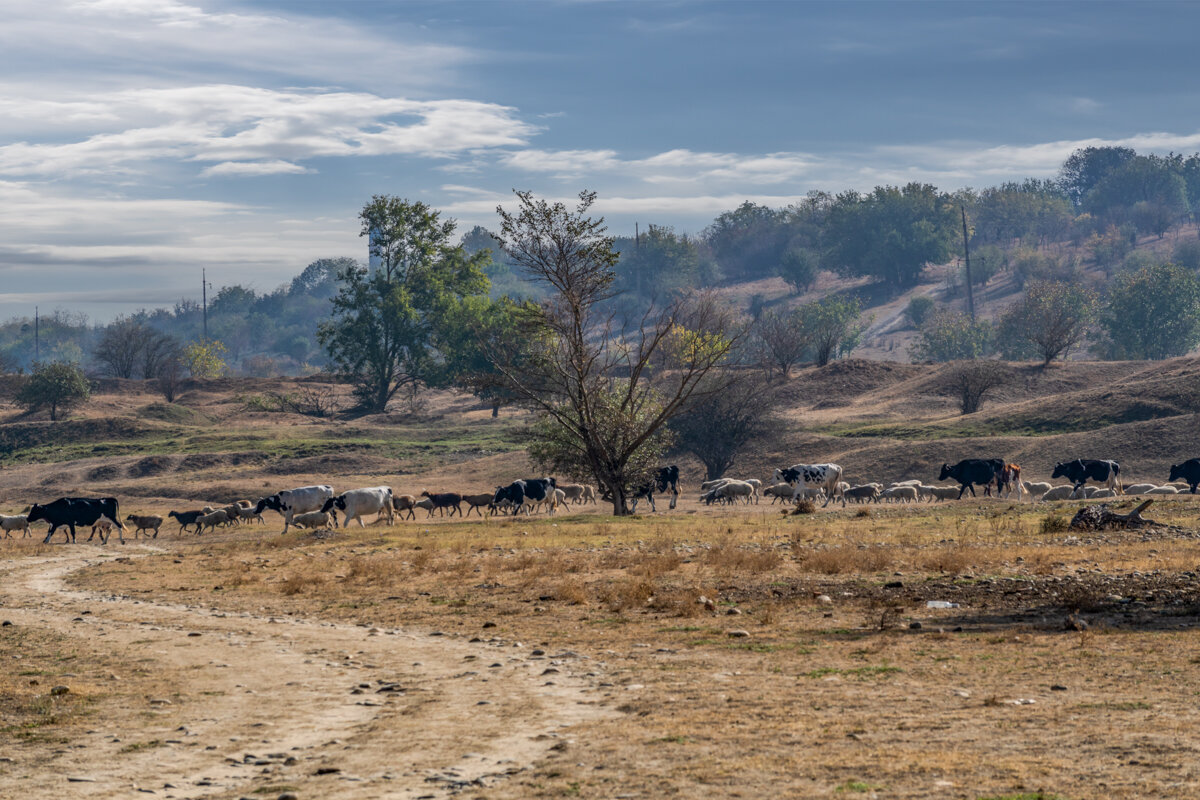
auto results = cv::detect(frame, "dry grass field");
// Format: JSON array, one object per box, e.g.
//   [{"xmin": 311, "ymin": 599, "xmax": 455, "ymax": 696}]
[{"xmin": 2, "ymin": 360, "xmax": 1200, "ymax": 799}]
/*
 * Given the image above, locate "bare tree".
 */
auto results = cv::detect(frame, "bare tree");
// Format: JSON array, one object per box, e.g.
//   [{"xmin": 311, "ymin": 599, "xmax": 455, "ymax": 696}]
[
  {"xmin": 141, "ymin": 330, "xmax": 181, "ymax": 380},
  {"xmin": 488, "ymin": 190, "xmax": 740, "ymax": 515},
  {"xmin": 669, "ymin": 370, "xmax": 775, "ymax": 480},
  {"xmin": 156, "ymin": 354, "xmax": 185, "ymax": 403},
  {"xmin": 946, "ymin": 360, "xmax": 1008, "ymax": 415},
  {"xmin": 93, "ymin": 317, "xmax": 144, "ymax": 378},
  {"xmin": 756, "ymin": 309, "xmax": 809, "ymax": 379}
]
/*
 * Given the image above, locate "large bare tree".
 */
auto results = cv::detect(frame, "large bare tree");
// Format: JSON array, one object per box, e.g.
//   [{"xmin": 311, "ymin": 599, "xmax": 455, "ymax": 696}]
[{"xmin": 489, "ymin": 191, "xmax": 739, "ymax": 515}]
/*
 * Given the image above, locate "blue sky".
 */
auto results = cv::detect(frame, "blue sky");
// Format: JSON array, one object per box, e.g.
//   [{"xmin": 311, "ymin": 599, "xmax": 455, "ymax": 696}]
[{"xmin": 3, "ymin": 0, "xmax": 1200, "ymax": 321}]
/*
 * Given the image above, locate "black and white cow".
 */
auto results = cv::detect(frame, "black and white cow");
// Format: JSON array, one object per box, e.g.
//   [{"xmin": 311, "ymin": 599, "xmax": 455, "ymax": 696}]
[
  {"xmin": 655, "ymin": 465, "xmax": 680, "ymax": 509},
  {"xmin": 256, "ymin": 484, "xmax": 336, "ymax": 533},
  {"xmin": 1051, "ymin": 459, "xmax": 1122, "ymax": 494},
  {"xmin": 938, "ymin": 459, "xmax": 998, "ymax": 499},
  {"xmin": 27, "ymin": 497, "xmax": 124, "ymax": 545},
  {"xmin": 491, "ymin": 481, "xmax": 527, "ymax": 515},
  {"xmin": 772, "ymin": 463, "xmax": 843, "ymax": 507},
  {"xmin": 1169, "ymin": 459, "xmax": 1200, "ymax": 494}
]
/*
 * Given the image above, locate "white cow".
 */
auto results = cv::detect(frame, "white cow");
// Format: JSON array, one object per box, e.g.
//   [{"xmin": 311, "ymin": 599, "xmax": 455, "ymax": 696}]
[{"xmin": 322, "ymin": 486, "xmax": 394, "ymax": 528}]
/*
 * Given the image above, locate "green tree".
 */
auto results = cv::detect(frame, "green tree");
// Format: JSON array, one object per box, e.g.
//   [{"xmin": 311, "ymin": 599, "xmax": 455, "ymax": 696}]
[
  {"xmin": 906, "ymin": 296, "xmax": 936, "ymax": 328},
  {"xmin": 997, "ymin": 281, "xmax": 1098, "ymax": 366},
  {"xmin": 911, "ymin": 309, "xmax": 992, "ymax": 362},
  {"xmin": 823, "ymin": 183, "xmax": 958, "ymax": 289},
  {"xmin": 798, "ymin": 295, "xmax": 867, "ymax": 366},
  {"xmin": 435, "ymin": 294, "xmax": 532, "ymax": 416},
  {"xmin": 17, "ymin": 361, "xmax": 90, "ymax": 420},
  {"xmin": 1102, "ymin": 263, "xmax": 1200, "ymax": 360},
  {"xmin": 971, "ymin": 179, "xmax": 1074, "ymax": 245},
  {"xmin": 319, "ymin": 197, "xmax": 490, "ymax": 412},
  {"xmin": 1084, "ymin": 156, "xmax": 1190, "ymax": 237},
  {"xmin": 183, "ymin": 340, "xmax": 228, "ymax": 378},
  {"xmin": 778, "ymin": 247, "xmax": 820, "ymax": 294},
  {"xmin": 703, "ymin": 202, "xmax": 788, "ymax": 282},
  {"xmin": 487, "ymin": 190, "xmax": 738, "ymax": 515},
  {"xmin": 1058, "ymin": 146, "xmax": 1136, "ymax": 207},
  {"xmin": 614, "ymin": 224, "xmax": 719, "ymax": 299}
]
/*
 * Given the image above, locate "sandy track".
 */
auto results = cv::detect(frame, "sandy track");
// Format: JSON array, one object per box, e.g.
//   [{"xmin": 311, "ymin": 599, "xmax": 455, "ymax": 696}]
[{"xmin": 0, "ymin": 548, "xmax": 611, "ymax": 799}]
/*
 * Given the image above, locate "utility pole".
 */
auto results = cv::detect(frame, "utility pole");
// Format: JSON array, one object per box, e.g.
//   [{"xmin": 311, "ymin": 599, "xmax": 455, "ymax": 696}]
[
  {"xmin": 960, "ymin": 205, "xmax": 976, "ymax": 321},
  {"xmin": 34, "ymin": 306, "xmax": 39, "ymax": 362},
  {"xmin": 202, "ymin": 268, "xmax": 210, "ymax": 340}
]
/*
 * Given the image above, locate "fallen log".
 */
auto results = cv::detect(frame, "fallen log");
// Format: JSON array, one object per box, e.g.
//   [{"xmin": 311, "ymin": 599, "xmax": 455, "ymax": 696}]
[{"xmin": 1069, "ymin": 499, "xmax": 1158, "ymax": 530}]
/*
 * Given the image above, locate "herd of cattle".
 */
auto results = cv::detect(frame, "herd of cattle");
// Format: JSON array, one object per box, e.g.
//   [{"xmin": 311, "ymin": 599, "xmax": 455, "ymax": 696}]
[{"xmin": 2, "ymin": 457, "xmax": 1198, "ymax": 545}]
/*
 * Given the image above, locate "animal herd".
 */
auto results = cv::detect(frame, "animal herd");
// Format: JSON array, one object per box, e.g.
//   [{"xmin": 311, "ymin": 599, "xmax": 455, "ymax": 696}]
[{"xmin": 3, "ymin": 457, "xmax": 1198, "ymax": 545}]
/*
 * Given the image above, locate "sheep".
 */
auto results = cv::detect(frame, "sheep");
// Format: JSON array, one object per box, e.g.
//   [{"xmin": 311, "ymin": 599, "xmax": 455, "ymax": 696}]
[
  {"xmin": 888, "ymin": 480, "xmax": 922, "ymax": 488},
  {"xmin": 235, "ymin": 505, "xmax": 264, "ymax": 524},
  {"xmin": 421, "ymin": 491, "xmax": 463, "ymax": 518},
  {"xmin": 551, "ymin": 488, "xmax": 567, "ymax": 513},
  {"xmin": 124, "ymin": 514, "xmax": 163, "ymax": 539},
  {"xmin": 1090, "ymin": 488, "xmax": 1117, "ymax": 499},
  {"xmin": 462, "ymin": 493, "xmax": 495, "ymax": 517},
  {"xmin": 84, "ymin": 519, "xmax": 117, "ymax": 545},
  {"xmin": 929, "ymin": 486, "xmax": 962, "ymax": 501},
  {"xmin": 1148, "ymin": 485, "xmax": 1179, "ymax": 495},
  {"xmin": 700, "ymin": 478, "xmax": 731, "ymax": 491},
  {"xmin": 842, "ymin": 485, "xmax": 880, "ymax": 504},
  {"xmin": 1123, "ymin": 484, "xmax": 1158, "ymax": 495},
  {"xmin": 236, "ymin": 499, "xmax": 252, "ymax": 508},
  {"xmin": 0, "ymin": 514, "xmax": 31, "ymax": 539},
  {"xmin": 763, "ymin": 483, "xmax": 795, "ymax": 503},
  {"xmin": 197, "ymin": 509, "xmax": 230, "ymax": 534},
  {"xmin": 169, "ymin": 509, "xmax": 205, "ymax": 533},
  {"xmin": 703, "ymin": 480, "xmax": 755, "ymax": 505},
  {"xmin": 880, "ymin": 486, "xmax": 918, "ymax": 503},
  {"xmin": 581, "ymin": 485, "xmax": 597, "ymax": 504},
  {"xmin": 392, "ymin": 494, "xmax": 419, "ymax": 520},
  {"xmin": 290, "ymin": 510, "xmax": 333, "ymax": 531},
  {"xmin": 916, "ymin": 484, "xmax": 938, "ymax": 502},
  {"xmin": 1041, "ymin": 486, "xmax": 1076, "ymax": 502},
  {"xmin": 1168, "ymin": 482, "xmax": 1191, "ymax": 492},
  {"xmin": 558, "ymin": 483, "xmax": 586, "ymax": 504},
  {"xmin": 415, "ymin": 496, "xmax": 436, "ymax": 517},
  {"xmin": 1021, "ymin": 481, "xmax": 1052, "ymax": 500}
]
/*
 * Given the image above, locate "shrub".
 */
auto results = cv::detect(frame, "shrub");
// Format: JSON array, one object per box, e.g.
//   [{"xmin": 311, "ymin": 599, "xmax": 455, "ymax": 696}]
[
  {"xmin": 905, "ymin": 296, "xmax": 936, "ymax": 328},
  {"xmin": 16, "ymin": 361, "xmax": 90, "ymax": 421},
  {"xmin": 911, "ymin": 310, "xmax": 992, "ymax": 362}
]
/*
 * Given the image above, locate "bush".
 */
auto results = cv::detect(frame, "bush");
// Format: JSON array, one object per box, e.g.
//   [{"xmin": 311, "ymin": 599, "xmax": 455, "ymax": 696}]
[
  {"xmin": 996, "ymin": 280, "xmax": 1098, "ymax": 366},
  {"xmin": 1040, "ymin": 513, "xmax": 1069, "ymax": 534},
  {"xmin": 905, "ymin": 296, "xmax": 936, "ymax": 328},
  {"xmin": 16, "ymin": 361, "xmax": 90, "ymax": 421},
  {"xmin": 1173, "ymin": 239, "xmax": 1200, "ymax": 271},
  {"xmin": 911, "ymin": 310, "xmax": 992, "ymax": 362}
]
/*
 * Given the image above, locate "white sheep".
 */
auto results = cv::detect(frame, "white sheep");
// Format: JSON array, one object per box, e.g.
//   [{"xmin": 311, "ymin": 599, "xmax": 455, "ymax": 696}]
[
  {"xmin": 704, "ymin": 480, "xmax": 755, "ymax": 505},
  {"xmin": 0, "ymin": 514, "xmax": 31, "ymax": 539},
  {"xmin": 930, "ymin": 486, "xmax": 963, "ymax": 501},
  {"xmin": 290, "ymin": 510, "xmax": 334, "ymax": 530},
  {"xmin": 1041, "ymin": 486, "xmax": 1075, "ymax": 501},
  {"xmin": 1090, "ymin": 488, "xmax": 1117, "ymax": 499},
  {"xmin": 197, "ymin": 509, "xmax": 230, "ymax": 534},
  {"xmin": 880, "ymin": 486, "xmax": 918, "ymax": 503},
  {"xmin": 842, "ymin": 485, "xmax": 880, "ymax": 503},
  {"xmin": 1123, "ymin": 484, "xmax": 1158, "ymax": 495},
  {"xmin": 1147, "ymin": 485, "xmax": 1179, "ymax": 495}
]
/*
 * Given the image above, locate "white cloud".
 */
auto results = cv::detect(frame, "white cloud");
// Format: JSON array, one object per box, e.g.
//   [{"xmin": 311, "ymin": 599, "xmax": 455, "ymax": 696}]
[
  {"xmin": 499, "ymin": 148, "xmax": 819, "ymax": 186},
  {"xmin": 0, "ymin": 86, "xmax": 538, "ymax": 178},
  {"xmin": 200, "ymin": 160, "xmax": 312, "ymax": 177}
]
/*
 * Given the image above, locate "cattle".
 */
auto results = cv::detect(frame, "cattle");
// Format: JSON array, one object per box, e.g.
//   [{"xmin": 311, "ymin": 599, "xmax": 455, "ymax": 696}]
[
  {"xmin": 125, "ymin": 514, "xmax": 163, "ymax": 539},
  {"xmin": 168, "ymin": 509, "xmax": 205, "ymax": 533},
  {"xmin": 630, "ymin": 479, "xmax": 659, "ymax": 513},
  {"xmin": 492, "ymin": 482, "xmax": 527, "ymax": 515},
  {"xmin": 773, "ymin": 463, "xmax": 843, "ymax": 507},
  {"xmin": 937, "ymin": 460, "xmax": 997, "ymax": 499},
  {"xmin": 994, "ymin": 463, "xmax": 1023, "ymax": 499},
  {"xmin": 27, "ymin": 497, "xmax": 124, "ymax": 545},
  {"xmin": 655, "ymin": 466, "xmax": 681, "ymax": 509},
  {"xmin": 1169, "ymin": 459, "xmax": 1200, "ymax": 494},
  {"xmin": 1051, "ymin": 459, "xmax": 1122, "ymax": 494},
  {"xmin": 323, "ymin": 487, "xmax": 394, "ymax": 528},
  {"xmin": 420, "ymin": 491, "xmax": 463, "ymax": 518},
  {"xmin": 255, "ymin": 485, "xmax": 336, "ymax": 534},
  {"xmin": 0, "ymin": 514, "xmax": 31, "ymax": 538}
]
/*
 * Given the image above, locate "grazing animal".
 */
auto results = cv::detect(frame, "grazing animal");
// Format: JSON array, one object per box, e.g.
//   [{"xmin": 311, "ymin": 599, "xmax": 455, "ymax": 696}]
[
  {"xmin": 491, "ymin": 482, "xmax": 527, "ymax": 515},
  {"xmin": 1148, "ymin": 485, "xmax": 1179, "ymax": 495},
  {"xmin": 255, "ymin": 485, "xmax": 336, "ymax": 534},
  {"xmin": 420, "ymin": 491, "xmax": 463, "ymax": 518},
  {"xmin": 290, "ymin": 510, "xmax": 333, "ymax": 531},
  {"xmin": 1020, "ymin": 481, "xmax": 1052, "ymax": 500},
  {"xmin": 196, "ymin": 509, "xmax": 229, "ymax": 534},
  {"xmin": 773, "ymin": 463, "xmax": 843, "ymax": 507},
  {"xmin": 1090, "ymin": 488, "xmax": 1117, "ymax": 498},
  {"xmin": 937, "ymin": 460, "xmax": 998, "ymax": 499},
  {"xmin": 392, "ymin": 494, "xmax": 419, "ymax": 520},
  {"xmin": 125, "ymin": 514, "xmax": 163, "ymax": 539},
  {"xmin": 414, "ymin": 496, "xmax": 436, "ymax": 516},
  {"xmin": 235, "ymin": 505, "xmax": 264, "ymax": 524},
  {"xmin": 631, "ymin": 479, "xmax": 659, "ymax": 513},
  {"xmin": 86, "ymin": 519, "xmax": 116, "ymax": 544},
  {"xmin": 929, "ymin": 486, "xmax": 963, "ymax": 501},
  {"xmin": 704, "ymin": 480, "xmax": 755, "ymax": 505},
  {"xmin": 762, "ymin": 483, "xmax": 796, "ymax": 503},
  {"xmin": 462, "ymin": 493, "xmax": 495, "ymax": 517},
  {"xmin": 994, "ymin": 463, "xmax": 1023, "ymax": 499},
  {"xmin": 323, "ymin": 487, "xmax": 394, "ymax": 528},
  {"xmin": 1122, "ymin": 483, "xmax": 1157, "ymax": 495},
  {"xmin": 27, "ymin": 497, "xmax": 124, "ymax": 545},
  {"xmin": 880, "ymin": 486, "xmax": 918, "ymax": 503},
  {"xmin": 0, "ymin": 514, "xmax": 31, "ymax": 538},
  {"xmin": 169, "ymin": 509, "xmax": 205, "ymax": 533},
  {"xmin": 1168, "ymin": 459, "xmax": 1200, "ymax": 494},
  {"xmin": 1040, "ymin": 485, "xmax": 1075, "ymax": 502},
  {"xmin": 1051, "ymin": 459, "xmax": 1122, "ymax": 494},
  {"xmin": 558, "ymin": 484, "xmax": 587, "ymax": 504},
  {"xmin": 843, "ymin": 485, "xmax": 881, "ymax": 504},
  {"xmin": 581, "ymin": 485, "xmax": 597, "ymax": 504},
  {"xmin": 655, "ymin": 466, "xmax": 681, "ymax": 509}
]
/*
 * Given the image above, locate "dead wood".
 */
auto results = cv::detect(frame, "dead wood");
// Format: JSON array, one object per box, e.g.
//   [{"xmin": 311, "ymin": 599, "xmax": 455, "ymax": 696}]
[{"xmin": 1070, "ymin": 499, "xmax": 1158, "ymax": 531}]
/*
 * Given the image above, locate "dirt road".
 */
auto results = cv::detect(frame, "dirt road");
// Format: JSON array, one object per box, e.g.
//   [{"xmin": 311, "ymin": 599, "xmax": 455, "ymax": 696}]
[{"xmin": 0, "ymin": 547, "xmax": 611, "ymax": 799}]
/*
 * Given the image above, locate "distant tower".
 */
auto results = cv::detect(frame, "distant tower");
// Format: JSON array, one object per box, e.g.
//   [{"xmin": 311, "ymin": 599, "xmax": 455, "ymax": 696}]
[{"xmin": 368, "ymin": 227, "xmax": 382, "ymax": 275}]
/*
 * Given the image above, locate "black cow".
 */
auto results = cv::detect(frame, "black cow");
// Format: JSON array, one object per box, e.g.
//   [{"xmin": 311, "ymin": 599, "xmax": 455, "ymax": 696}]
[
  {"xmin": 1169, "ymin": 459, "xmax": 1200, "ymax": 494},
  {"xmin": 492, "ymin": 481, "xmax": 527, "ymax": 515},
  {"xmin": 1051, "ymin": 459, "xmax": 1122, "ymax": 493},
  {"xmin": 654, "ymin": 465, "xmax": 680, "ymax": 509},
  {"xmin": 938, "ymin": 460, "xmax": 997, "ymax": 499},
  {"xmin": 27, "ymin": 497, "xmax": 124, "ymax": 545}
]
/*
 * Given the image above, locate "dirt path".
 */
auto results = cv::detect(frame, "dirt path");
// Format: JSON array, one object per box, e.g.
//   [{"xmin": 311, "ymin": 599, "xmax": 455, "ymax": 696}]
[{"xmin": 0, "ymin": 547, "xmax": 611, "ymax": 799}]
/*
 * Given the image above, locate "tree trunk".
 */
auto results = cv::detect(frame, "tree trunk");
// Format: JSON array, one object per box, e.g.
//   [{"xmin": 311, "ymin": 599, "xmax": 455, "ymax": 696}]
[{"xmin": 491, "ymin": 403, "xmax": 499, "ymax": 418}]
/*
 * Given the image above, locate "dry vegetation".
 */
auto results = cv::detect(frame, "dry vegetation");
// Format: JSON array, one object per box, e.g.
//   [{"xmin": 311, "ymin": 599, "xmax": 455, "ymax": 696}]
[{"xmin": 1, "ymin": 361, "xmax": 1200, "ymax": 798}]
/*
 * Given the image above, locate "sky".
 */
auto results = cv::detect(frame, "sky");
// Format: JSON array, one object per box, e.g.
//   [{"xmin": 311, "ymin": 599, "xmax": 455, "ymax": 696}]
[{"xmin": 3, "ymin": 0, "xmax": 1200, "ymax": 322}]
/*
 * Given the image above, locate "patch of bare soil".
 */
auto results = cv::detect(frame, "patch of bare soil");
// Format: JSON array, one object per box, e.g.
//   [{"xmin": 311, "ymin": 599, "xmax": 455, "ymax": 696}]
[{"xmin": 0, "ymin": 546, "xmax": 610, "ymax": 799}]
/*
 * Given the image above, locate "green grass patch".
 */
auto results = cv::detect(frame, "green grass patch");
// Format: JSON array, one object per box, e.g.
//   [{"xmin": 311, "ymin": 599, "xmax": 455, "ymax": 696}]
[{"xmin": 837, "ymin": 780, "xmax": 882, "ymax": 793}]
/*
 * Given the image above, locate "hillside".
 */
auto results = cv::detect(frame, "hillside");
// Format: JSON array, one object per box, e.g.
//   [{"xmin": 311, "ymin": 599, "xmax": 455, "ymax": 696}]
[{"xmin": 2, "ymin": 358, "xmax": 1197, "ymax": 508}]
